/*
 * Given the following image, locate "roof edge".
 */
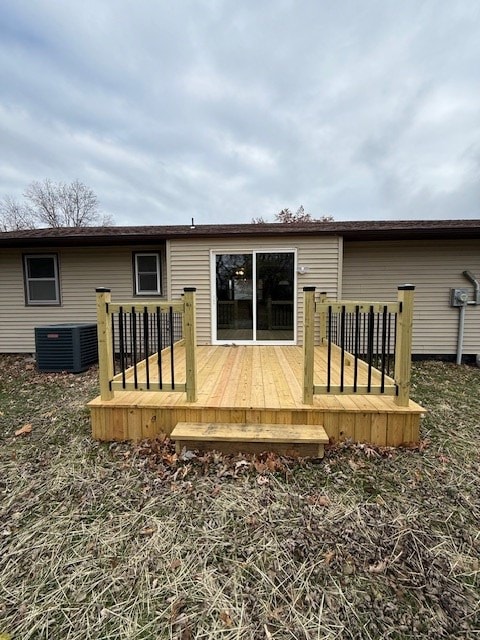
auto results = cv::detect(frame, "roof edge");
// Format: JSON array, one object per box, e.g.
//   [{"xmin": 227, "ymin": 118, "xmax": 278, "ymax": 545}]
[{"xmin": 0, "ymin": 218, "xmax": 479, "ymax": 247}]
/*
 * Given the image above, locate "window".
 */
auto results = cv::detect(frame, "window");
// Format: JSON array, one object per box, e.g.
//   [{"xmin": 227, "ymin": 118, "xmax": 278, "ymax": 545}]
[
  {"xmin": 134, "ymin": 252, "xmax": 162, "ymax": 295},
  {"xmin": 24, "ymin": 254, "xmax": 60, "ymax": 305}
]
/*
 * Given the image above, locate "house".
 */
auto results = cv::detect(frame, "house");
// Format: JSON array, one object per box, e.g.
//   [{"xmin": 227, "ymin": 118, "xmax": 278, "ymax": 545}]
[{"xmin": 1, "ymin": 219, "xmax": 479, "ymax": 360}]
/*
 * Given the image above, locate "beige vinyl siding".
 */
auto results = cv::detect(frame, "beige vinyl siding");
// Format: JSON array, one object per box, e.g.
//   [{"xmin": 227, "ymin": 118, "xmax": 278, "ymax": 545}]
[
  {"xmin": 342, "ymin": 240, "xmax": 480, "ymax": 355},
  {"xmin": 0, "ymin": 245, "xmax": 166, "ymax": 353},
  {"xmin": 169, "ymin": 235, "xmax": 342, "ymax": 344}
]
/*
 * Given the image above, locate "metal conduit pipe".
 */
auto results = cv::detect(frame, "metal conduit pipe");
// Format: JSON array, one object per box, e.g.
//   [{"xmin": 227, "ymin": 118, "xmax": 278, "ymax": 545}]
[
  {"xmin": 463, "ymin": 270, "xmax": 480, "ymax": 304},
  {"xmin": 455, "ymin": 270, "xmax": 479, "ymax": 365},
  {"xmin": 456, "ymin": 300, "xmax": 468, "ymax": 365}
]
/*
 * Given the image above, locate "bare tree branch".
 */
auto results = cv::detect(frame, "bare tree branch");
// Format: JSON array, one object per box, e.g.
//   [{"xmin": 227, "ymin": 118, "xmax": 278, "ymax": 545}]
[
  {"xmin": 0, "ymin": 195, "xmax": 36, "ymax": 231},
  {"xmin": 19, "ymin": 179, "xmax": 111, "ymax": 228},
  {"xmin": 58, "ymin": 180, "xmax": 99, "ymax": 227},
  {"xmin": 252, "ymin": 206, "xmax": 334, "ymax": 224},
  {"xmin": 24, "ymin": 179, "xmax": 61, "ymax": 227}
]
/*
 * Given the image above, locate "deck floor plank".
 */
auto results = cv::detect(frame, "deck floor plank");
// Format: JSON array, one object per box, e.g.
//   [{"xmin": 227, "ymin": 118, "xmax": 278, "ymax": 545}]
[{"xmin": 90, "ymin": 345, "xmax": 424, "ymax": 414}]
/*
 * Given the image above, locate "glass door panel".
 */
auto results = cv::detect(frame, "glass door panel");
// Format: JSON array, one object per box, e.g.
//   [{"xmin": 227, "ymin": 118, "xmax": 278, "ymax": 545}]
[
  {"xmin": 256, "ymin": 252, "xmax": 294, "ymax": 341},
  {"xmin": 216, "ymin": 254, "xmax": 253, "ymax": 340}
]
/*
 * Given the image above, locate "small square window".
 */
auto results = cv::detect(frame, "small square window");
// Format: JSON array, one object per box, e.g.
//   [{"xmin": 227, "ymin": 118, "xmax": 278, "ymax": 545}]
[
  {"xmin": 24, "ymin": 254, "xmax": 60, "ymax": 305},
  {"xmin": 134, "ymin": 253, "xmax": 162, "ymax": 295}
]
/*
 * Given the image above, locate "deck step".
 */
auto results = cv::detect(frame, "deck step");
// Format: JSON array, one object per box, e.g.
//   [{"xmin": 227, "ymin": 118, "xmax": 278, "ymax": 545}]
[{"xmin": 171, "ymin": 422, "xmax": 329, "ymax": 458}]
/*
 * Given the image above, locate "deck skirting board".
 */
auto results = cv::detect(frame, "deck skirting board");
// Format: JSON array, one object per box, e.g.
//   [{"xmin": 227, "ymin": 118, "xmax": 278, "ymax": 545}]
[{"xmin": 90, "ymin": 404, "xmax": 421, "ymax": 447}]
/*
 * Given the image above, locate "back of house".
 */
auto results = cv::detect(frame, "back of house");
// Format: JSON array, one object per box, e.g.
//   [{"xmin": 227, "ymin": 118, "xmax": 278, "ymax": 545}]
[{"xmin": 1, "ymin": 219, "xmax": 479, "ymax": 362}]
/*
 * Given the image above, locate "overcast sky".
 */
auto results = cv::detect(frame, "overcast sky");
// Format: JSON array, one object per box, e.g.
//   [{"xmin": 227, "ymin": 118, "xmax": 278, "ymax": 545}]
[{"xmin": 1, "ymin": 1, "xmax": 479, "ymax": 226}]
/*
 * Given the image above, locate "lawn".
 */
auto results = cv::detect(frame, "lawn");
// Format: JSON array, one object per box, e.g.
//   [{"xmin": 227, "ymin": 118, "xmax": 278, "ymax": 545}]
[{"xmin": 0, "ymin": 356, "xmax": 479, "ymax": 639}]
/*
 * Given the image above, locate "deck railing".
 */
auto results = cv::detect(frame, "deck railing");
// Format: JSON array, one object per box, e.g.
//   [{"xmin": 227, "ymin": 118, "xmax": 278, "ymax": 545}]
[
  {"xmin": 303, "ymin": 285, "xmax": 415, "ymax": 406},
  {"xmin": 95, "ymin": 287, "xmax": 197, "ymax": 402}
]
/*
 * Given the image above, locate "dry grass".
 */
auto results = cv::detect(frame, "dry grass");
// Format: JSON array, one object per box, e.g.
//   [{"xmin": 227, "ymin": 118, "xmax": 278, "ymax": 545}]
[{"xmin": 0, "ymin": 356, "xmax": 479, "ymax": 639}]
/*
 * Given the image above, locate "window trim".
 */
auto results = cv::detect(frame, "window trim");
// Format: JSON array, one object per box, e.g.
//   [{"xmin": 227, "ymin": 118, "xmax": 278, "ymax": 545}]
[
  {"xmin": 23, "ymin": 253, "xmax": 61, "ymax": 306},
  {"xmin": 133, "ymin": 252, "xmax": 162, "ymax": 296}
]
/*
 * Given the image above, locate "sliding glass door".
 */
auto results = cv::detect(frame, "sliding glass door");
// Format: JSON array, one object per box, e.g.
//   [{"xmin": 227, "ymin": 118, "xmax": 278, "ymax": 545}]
[
  {"xmin": 214, "ymin": 251, "xmax": 295, "ymax": 343},
  {"xmin": 256, "ymin": 252, "xmax": 295, "ymax": 341},
  {"xmin": 216, "ymin": 253, "xmax": 254, "ymax": 340}
]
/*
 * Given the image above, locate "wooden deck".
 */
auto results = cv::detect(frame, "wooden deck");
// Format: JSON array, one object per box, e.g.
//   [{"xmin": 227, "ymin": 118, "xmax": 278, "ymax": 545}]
[{"xmin": 89, "ymin": 345, "xmax": 425, "ymax": 447}]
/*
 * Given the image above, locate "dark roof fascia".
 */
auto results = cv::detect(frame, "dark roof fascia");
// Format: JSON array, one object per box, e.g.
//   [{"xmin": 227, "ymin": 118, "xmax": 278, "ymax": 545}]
[
  {"xmin": 340, "ymin": 228, "xmax": 480, "ymax": 241},
  {"xmin": 0, "ymin": 235, "xmax": 171, "ymax": 249},
  {"xmin": 0, "ymin": 220, "xmax": 479, "ymax": 248}
]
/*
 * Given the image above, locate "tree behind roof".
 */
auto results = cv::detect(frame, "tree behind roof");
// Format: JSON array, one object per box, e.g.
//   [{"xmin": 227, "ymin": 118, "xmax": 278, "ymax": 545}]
[
  {"xmin": 252, "ymin": 206, "xmax": 333, "ymax": 224},
  {"xmin": 0, "ymin": 179, "xmax": 112, "ymax": 230}
]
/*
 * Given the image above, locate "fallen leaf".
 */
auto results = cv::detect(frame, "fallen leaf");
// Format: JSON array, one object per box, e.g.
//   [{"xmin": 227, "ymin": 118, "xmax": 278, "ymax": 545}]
[
  {"xmin": 418, "ymin": 439, "xmax": 430, "ymax": 452},
  {"xmin": 307, "ymin": 494, "xmax": 330, "ymax": 507},
  {"xmin": 180, "ymin": 450, "xmax": 196, "ymax": 461},
  {"xmin": 163, "ymin": 452, "xmax": 178, "ymax": 466},
  {"xmin": 170, "ymin": 598, "xmax": 185, "ymax": 622},
  {"xmin": 15, "ymin": 424, "xmax": 32, "ymax": 437},
  {"xmin": 368, "ymin": 560, "xmax": 387, "ymax": 574},
  {"xmin": 220, "ymin": 610, "xmax": 233, "ymax": 627},
  {"xmin": 266, "ymin": 455, "xmax": 279, "ymax": 471}
]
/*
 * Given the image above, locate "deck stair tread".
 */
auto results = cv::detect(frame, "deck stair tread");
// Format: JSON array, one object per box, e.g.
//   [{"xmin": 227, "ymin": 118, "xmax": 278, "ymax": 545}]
[{"xmin": 171, "ymin": 422, "xmax": 329, "ymax": 444}]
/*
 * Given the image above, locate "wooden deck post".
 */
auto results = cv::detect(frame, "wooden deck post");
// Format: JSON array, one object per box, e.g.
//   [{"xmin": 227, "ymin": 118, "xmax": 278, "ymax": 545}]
[
  {"xmin": 183, "ymin": 288, "xmax": 197, "ymax": 403},
  {"xmin": 394, "ymin": 285, "xmax": 415, "ymax": 406},
  {"xmin": 96, "ymin": 288, "xmax": 114, "ymax": 401},
  {"xmin": 303, "ymin": 287, "xmax": 315, "ymax": 404}
]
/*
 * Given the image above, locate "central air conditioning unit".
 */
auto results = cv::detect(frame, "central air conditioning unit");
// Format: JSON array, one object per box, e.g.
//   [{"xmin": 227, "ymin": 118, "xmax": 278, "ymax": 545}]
[{"xmin": 35, "ymin": 323, "xmax": 98, "ymax": 373}]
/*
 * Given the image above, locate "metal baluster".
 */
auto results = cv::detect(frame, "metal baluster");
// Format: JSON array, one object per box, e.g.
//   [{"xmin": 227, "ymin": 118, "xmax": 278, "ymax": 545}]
[
  {"xmin": 169, "ymin": 306, "xmax": 175, "ymax": 390},
  {"xmin": 381, "ymin": 305, "xmax": 387, "ymax": 392},
  {"xmin": 327, "ymin": 305, "xmax": 332, "ymax": 392},
  {"xmin": 132, "ymin": 307, "xmax": 138, "ymax": 389},
  {"xmin": 362, "ymin": 313, "xmax": 367, "ymax": 359},
  {"xmin": 119, "ymin": 308, "xmax": 126, "ymax": 388},
  {"xmin": 156, "ymin": 307, "xmax": 162, "ymax": 389},
  {"xmin": 111, "ymin": 312, "xmax": 116, "ymax": 376},
  {"xmin": 367, "ymin": 306, "xmax": 374, "ymax": 392},
  {"xmin": 340, "ymin": 305, "xmax": 346, "ymax": 392},
  {"xmin": 393, "ymin": 312, "xmax": 398, "ymax": 373},
  {"xmin": 143, "ymin": 307, "xmax": 150, "ymax": 389},
  {"xmin": 354, "ymin": 305, "xmax": 359, "ymax": 392},
  {"xmin": 387, "ymin": 313, "xmax": 392, "ymax": 377}
]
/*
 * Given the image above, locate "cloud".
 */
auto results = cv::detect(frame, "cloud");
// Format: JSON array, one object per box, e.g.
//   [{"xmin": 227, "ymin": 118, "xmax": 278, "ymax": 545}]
[{"xmin": 0, "ymin": 0, "xmax": 479, "ymax": 224}]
